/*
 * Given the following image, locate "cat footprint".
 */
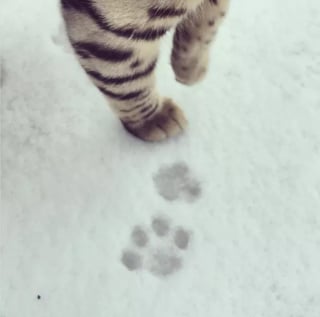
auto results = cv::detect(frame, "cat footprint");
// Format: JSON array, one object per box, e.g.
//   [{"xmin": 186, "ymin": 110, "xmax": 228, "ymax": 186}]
[
  {"xmin": 121, "ymin": 216, "xmax": 191, "ymax": 277},
  {"xmin": 153, "ymin": 162, "xmax": 201, "ymax": 202}
]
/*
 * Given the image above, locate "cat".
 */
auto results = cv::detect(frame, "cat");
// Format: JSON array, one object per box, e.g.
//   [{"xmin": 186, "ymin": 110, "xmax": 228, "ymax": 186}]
[{"xmin": 61, "ymin": 0, "xmax": 229, "ymax": 141}]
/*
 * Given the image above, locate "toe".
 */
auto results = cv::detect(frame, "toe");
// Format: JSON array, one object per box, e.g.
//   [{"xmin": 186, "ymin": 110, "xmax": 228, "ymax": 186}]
[{"xmin": 138, "ymin": 125, "xmax": 167, "ymax": 142}]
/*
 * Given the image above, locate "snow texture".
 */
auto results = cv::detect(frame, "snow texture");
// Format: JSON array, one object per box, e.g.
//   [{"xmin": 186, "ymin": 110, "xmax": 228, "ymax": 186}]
[{"xmin": 1, "ymin": 0, "xmax": 320, "ymax": 316}]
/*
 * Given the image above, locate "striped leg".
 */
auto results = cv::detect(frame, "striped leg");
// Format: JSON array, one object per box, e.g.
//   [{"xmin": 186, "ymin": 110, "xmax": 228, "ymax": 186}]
[
  {"xmin": 61, "ymin": 0, "xmax": 189, "ymax": 142},
  {"xmin": 81, "ymin": 43, "xmax": 187, "ymax": 142},
  {"xmin": 171, "ymin": 0, "xmax": 230, "ymax": 85}
]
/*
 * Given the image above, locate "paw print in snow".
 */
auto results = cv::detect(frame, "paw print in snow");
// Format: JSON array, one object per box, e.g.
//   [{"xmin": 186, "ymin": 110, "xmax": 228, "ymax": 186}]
[
  {"xmin": 153, "ymin": 162, "xmax": 201, "ymax": 202},
  {"xmin": 121, "ymin": 216, "xmax": 191, "ymax": 277}
]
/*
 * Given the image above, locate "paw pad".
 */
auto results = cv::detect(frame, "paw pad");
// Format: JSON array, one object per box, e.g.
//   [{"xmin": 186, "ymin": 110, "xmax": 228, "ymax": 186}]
[
  {"xmin": 121, "ymin": 216, "xmax": 191, "ymax": 277},
  {"xmin": 131, "ymin": 226, "xmax": 149, "ymax": 247}
]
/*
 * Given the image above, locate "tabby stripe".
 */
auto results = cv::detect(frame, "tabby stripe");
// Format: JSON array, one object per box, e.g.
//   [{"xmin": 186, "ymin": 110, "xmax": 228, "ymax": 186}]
[
  {"xmin": 65, "ymin": 0, "xmax": 169, "ymax": 41},
  {"xmin": 73, "ymin": 42, "xmax": 133, "ymax": 62},
  {"xmin": 123, "ymin": 103, "xmax": 158, "ymax": 124},
  {"xmin": 135, "ymin": 90, "xmax": 151, "ymax": 102},
  {"xmin": 86, "ymin": 59, "xmax": 157, "ymax": 85},
  {"xmin": 75, "ymin": 49, "xmax": 91, "ymax": 59},
  {"xmin": 61, "ymin": 0, "xmax": 86, "ymax": 11},
  {"xmin": 209, "ymin": 0, "xmax": 218, "ymax": 4},
  {"xmin": 98, "ymin": 86, "xmax": 145, "ymax": 101},
  {"xmin": 141, "ymin": 103, "xmax": 158, "ymax": 120},
  {"xmin": 148, "ymin": 7, "xmax": 187, "ymax": 19},
  {"xmin": 140, "ymin": 105, "xmax": 153, "ymax": 114},
  {"xmin": 119, "ymin": 103, "xmax": 146, "ymax": 113}
]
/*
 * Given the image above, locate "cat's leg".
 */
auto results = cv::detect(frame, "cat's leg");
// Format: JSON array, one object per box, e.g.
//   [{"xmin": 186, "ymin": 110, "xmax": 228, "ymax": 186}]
[
  {"xmin": 171, "ymin": 0, "xmax": 230, "ymax": 85},
  {"xmin": 62, "ymin": 2, "xmax": 187, "ymax": 142},
  {"xmin": 84, "ymin": 42, "xmax": 187, "ymax": 142}
]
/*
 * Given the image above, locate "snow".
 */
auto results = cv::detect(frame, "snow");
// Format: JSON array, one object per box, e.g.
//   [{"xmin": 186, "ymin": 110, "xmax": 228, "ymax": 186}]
[{"xmin": 1, "ymin": 0, "xmax": 320, "ymax": 316}]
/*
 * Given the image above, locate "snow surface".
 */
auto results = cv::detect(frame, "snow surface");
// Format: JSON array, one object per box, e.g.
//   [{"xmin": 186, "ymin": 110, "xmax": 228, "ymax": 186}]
[{"xmin": 1, "ymin": 0, "xmax": 320, "ymax": 316}]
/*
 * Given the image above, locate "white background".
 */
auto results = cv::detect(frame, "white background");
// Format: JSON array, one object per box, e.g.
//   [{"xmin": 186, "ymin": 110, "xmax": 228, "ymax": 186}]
[{"xmin": 1, "ymin": 0, "xmax": 320, "ymax": 316}]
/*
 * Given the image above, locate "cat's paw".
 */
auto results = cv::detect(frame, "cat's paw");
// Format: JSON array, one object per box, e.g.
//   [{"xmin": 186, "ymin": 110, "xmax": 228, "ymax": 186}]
[
  {"xmin": 171, "ymin": 51, "xmax": 209, "ymax": 86},
  {"xmin": 123, "ymin": 99, "xmax": 187, "ymax": 142}
]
